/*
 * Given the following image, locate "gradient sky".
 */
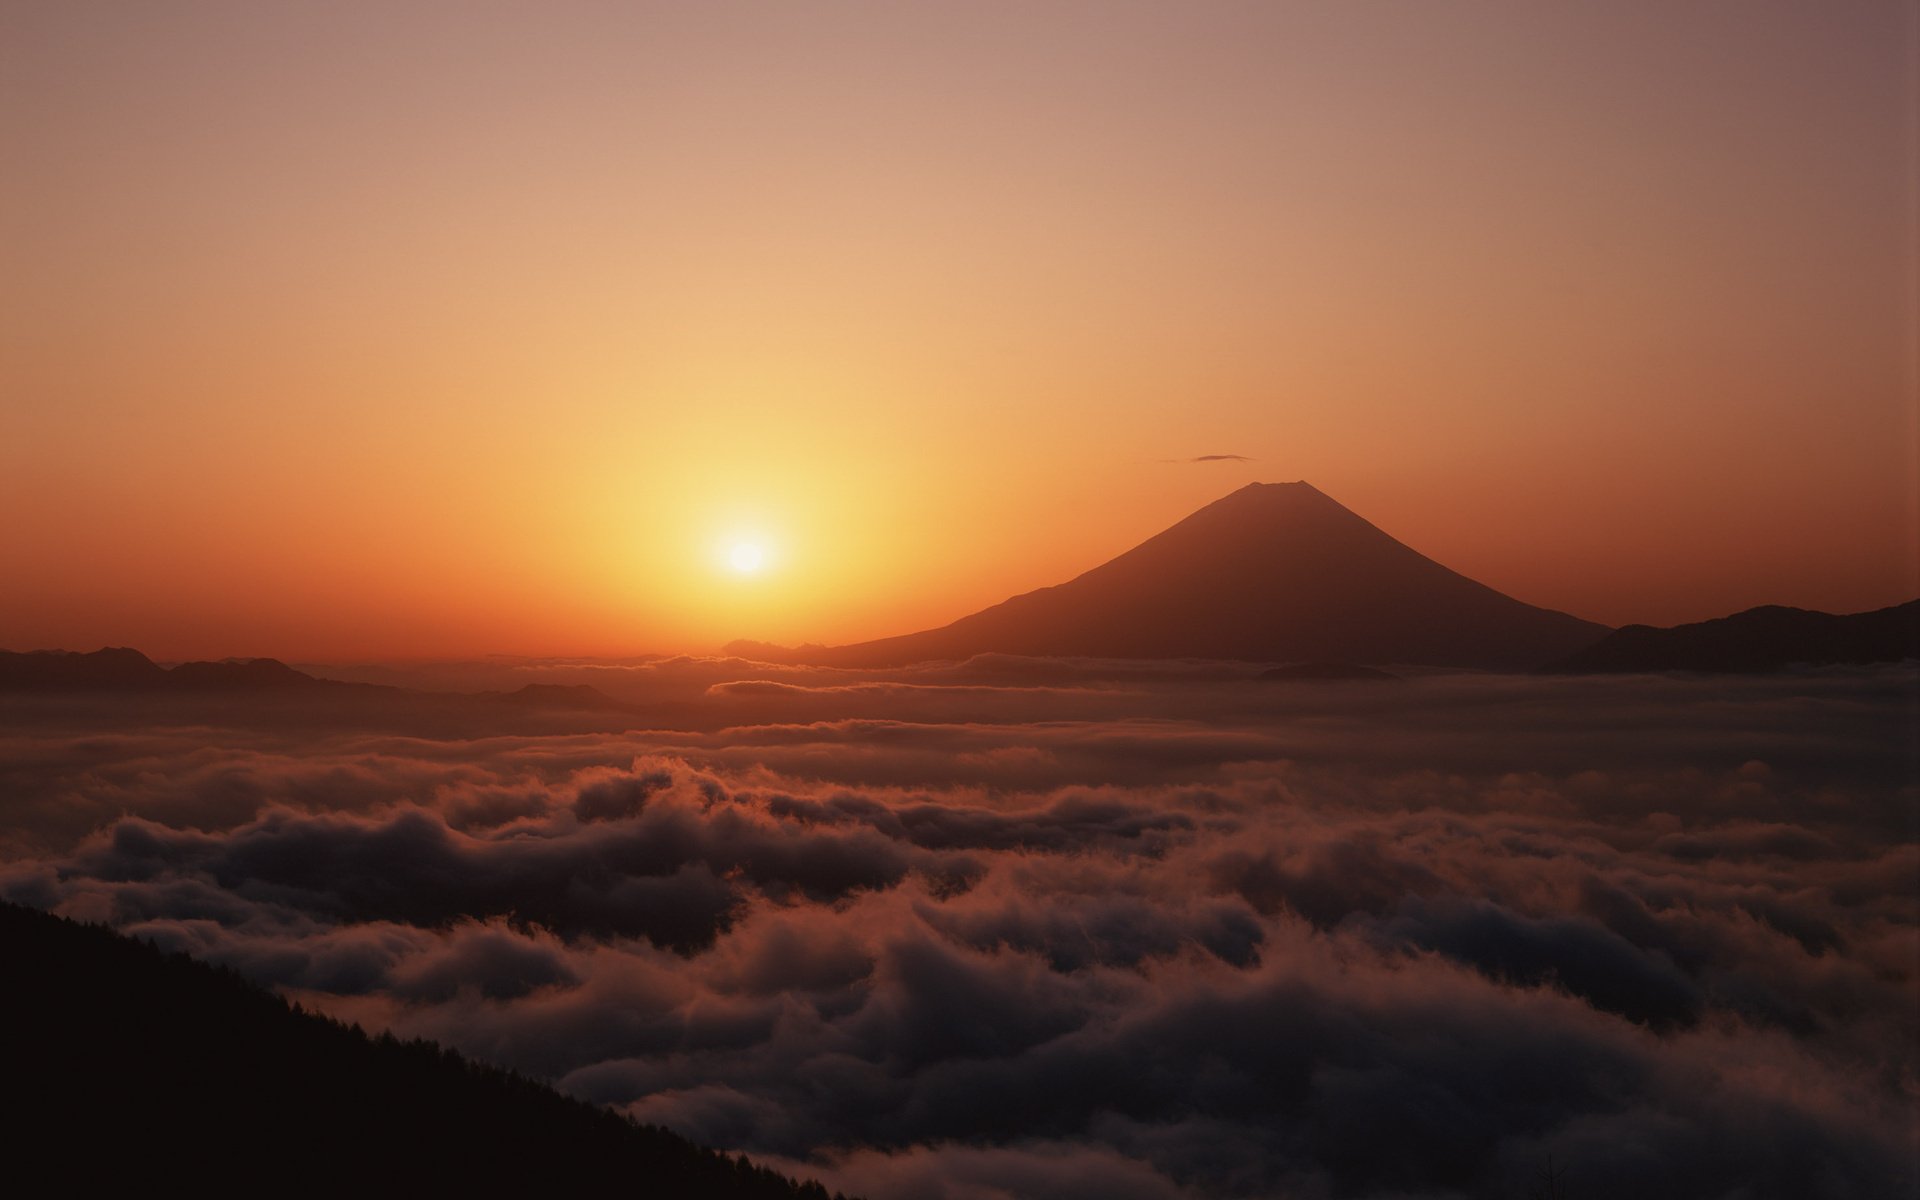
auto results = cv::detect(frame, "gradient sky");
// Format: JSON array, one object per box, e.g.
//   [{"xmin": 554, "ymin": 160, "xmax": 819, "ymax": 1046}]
[{"xmin": 3, "ymin": 1, "xmax": 1915, "ymax": 660}]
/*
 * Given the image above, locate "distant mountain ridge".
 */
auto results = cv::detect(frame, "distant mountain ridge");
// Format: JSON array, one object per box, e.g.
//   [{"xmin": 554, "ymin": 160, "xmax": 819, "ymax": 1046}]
[
  {"xmin": 0, "ymin": 646, "xmax": 332, "ymax": 691},
  {"xmin": 1544, "ymin": 600, "xmax": 1920, "ymax": 674},
  {"xmin": 0, "ymin": 648, "xmax": 633, "ymax": 713},
  {"xmin": 731, "ymin": 482, "xmax": 1609, "ymax": 670}
]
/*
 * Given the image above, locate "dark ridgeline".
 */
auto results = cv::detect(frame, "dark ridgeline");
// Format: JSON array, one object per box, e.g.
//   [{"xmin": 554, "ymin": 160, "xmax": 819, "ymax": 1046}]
[
  {"xmin": 0, "ymin": 649, "xmax": 631, "ymax": 711},
  {"xmin": 0, "ymin": 647, "xmax": 333, "ymax": 692},
  {"xmin": 0, "ymin": 903, "xmax": 848, "ymax": 1198},
  {"xmin": 1543, "ymin": 599, "xmax": 1920, "ymax": 674},
  {"xmin": 0, "ymin": 645, "xmax": 174, "ymax": 688},
  {"xmin": 731, "ymin": 482, "xmax": 1607, "ymax": 670}
]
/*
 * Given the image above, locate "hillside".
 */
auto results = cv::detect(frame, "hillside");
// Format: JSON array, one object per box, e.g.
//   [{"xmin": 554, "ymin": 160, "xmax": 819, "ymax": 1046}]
[
  {"xmin": 1544, "ymin": 600, "xmax": 1919, "ymax": 673},
  {"xmin": 0, "ymin": 902, "xmax": 846, "ymax": 1197}
]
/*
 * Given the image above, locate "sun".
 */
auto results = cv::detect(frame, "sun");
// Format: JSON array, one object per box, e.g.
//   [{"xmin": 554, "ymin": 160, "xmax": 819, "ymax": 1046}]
[{"xmin": 728, "ymin": 541, "xmax": 767, "ymax": 573}]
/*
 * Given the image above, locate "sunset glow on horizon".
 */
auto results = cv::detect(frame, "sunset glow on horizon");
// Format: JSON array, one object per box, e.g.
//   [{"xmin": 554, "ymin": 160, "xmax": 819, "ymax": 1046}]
[{"xmin": 3, "ymin": 2, "xmax": 1914, "ymax": 661}]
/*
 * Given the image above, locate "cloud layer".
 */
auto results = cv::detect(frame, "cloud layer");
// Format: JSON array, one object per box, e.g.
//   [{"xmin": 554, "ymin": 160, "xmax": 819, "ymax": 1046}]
[{"xmin": 2, "ymin": 664, "xmax": 1913, "ymax": 1198}]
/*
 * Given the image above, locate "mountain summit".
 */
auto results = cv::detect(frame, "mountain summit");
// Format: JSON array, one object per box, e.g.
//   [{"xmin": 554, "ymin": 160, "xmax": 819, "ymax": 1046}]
[{"xmin": 738, "ymin": 482, "xmax": 1608, "ymax": 670}]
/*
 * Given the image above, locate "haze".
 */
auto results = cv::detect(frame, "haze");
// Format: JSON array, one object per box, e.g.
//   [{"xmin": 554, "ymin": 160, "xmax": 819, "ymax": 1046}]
[{"xmin": 4, "ymin": 1, "xmax": 1915, "ymax": 661}]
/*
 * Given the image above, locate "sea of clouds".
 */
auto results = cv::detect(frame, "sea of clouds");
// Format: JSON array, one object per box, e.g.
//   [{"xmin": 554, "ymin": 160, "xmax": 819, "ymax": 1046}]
[{"xmin": 2, "ymin": 660, "xmax": 1913, "ymax": 1199}]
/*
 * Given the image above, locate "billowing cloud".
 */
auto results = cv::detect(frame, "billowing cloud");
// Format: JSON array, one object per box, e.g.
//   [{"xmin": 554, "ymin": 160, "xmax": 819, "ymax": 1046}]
[{"xmin": 0, "ymin": 665, "xmax": 1913, "ymax": 1198}]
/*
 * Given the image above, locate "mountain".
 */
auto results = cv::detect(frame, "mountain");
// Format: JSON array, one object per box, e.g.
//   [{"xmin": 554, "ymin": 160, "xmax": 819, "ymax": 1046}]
[
  {"xmin": 1544, "ymin": 600, "xmax": 1920, "ymax": 674},
  {"xmin": 0, "ymin": 647, "xmax": 330, "ymax": 691},
  {"xmin": 1, "ymin": 902, "xmax": 847, "ymax": 1197},
  {"xmin": 0, "ymin": 645, "xmax": 170, "ymax": 688},
  {"xmin": 167, "ymin": 655, "xmax": 326, "ymax": 689},
  {"xmin": 732, "ymin": 482, "xmax": 1608, "ymax": 670}
]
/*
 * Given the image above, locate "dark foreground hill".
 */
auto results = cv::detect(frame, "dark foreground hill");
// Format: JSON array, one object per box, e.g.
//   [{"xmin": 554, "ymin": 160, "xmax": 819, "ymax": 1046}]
[
  {"xmin": 0, "ymin": 903, "xmax": 845, "ymax": 1197},
  {"xmin": 1544, "ymin": 600, "xmax": 1920, "ymax": 674},
  {"xmin": 732, "ymin": 482, "xmax": 1607, "ymax": 670}
]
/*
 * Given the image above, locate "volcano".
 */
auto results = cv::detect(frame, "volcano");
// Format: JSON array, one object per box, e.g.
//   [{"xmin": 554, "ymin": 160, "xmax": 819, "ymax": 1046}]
[{"xmin": 735, "ymin": 482, "xmax": 1609, "ymax": 670}]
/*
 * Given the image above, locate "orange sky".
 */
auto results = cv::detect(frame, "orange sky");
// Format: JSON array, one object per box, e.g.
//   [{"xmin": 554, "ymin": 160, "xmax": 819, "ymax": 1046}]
[{"xmin": 3, "ymin": 2, "xmax": 1915, "ymax": 661}]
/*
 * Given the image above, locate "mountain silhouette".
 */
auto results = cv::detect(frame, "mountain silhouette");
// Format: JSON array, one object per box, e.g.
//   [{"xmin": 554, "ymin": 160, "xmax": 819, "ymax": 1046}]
[
  {"xmin": 732, "ymin": 482, "xmax": 1608, "ymax": 670},
  {"xmin": 2, "ymin": 902, "xmax": 848, "ymax": 1197},
  {"xmin": 167, "ymin": 656, "xmax": 325, "ymax": 689},
  {"xmin": 0, "ymin": 646, "xmax": 170, "ymax": 688},
  {"xmin": 1544, "ymin": 600, "xmax": 1920, "ymax": 674},
  {"xmin": 0, "ymin": 649, "xmax": 659, "ymax": 731},
  {"xmin": 0, "ymin": 647, "xmax": 344, "ymax": 692}
]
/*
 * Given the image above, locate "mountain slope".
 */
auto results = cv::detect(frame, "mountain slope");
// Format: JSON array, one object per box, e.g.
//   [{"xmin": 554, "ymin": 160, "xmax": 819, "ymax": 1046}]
[
  {"xmin": 1543, "ymin": 600, "xmax": 1920, "ymax": 674},
  {"xmin": 0, "ymin": 902, "xmax": 846, "ymax": 1197},
  {"xmin": 749, "ymin": 482, "xmax": 1607, "ymax": 670}
]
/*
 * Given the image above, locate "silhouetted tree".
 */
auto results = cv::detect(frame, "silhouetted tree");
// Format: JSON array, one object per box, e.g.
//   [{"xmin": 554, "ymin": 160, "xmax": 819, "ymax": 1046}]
[{"xmin": 1529, "ymin": 1153, "xmax": 1571, "ymax": 1200}]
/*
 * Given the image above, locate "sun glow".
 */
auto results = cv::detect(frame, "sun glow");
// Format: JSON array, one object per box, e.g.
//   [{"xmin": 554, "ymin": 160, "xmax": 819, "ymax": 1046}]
[{"xmin": 728, "ymin": 541, "xmax": 767, "ymax": 574}]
